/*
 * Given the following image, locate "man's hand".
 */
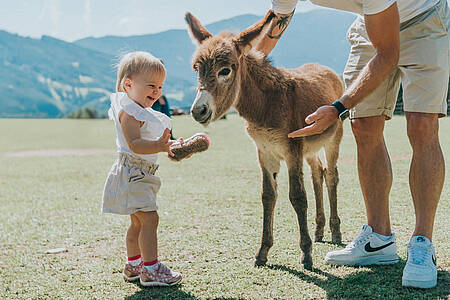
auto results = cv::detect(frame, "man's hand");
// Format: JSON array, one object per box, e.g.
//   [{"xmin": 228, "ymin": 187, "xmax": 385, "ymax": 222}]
[
  {"xmin": 157, "ymin": 128, "xmax": 175, "ymax": 156},
  {"xmin": 288, "ymin": 106, "xmax": 339, "ymax": 138}
]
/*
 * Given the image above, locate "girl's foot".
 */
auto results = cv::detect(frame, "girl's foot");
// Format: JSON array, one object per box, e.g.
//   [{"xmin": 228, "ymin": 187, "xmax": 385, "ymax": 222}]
[
  {"xmin": 140, "ymin": 262, "xmax": 182, "ymax": 287},
  {"xmin": 123, "ymin": 262, "xmax": 143, "ymax": 282}
]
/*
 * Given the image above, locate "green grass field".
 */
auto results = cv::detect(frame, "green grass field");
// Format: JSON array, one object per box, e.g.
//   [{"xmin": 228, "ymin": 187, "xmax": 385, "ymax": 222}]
[{"xmin": 0, "ymin": 115, "xmax": 448, "ymax": 299}]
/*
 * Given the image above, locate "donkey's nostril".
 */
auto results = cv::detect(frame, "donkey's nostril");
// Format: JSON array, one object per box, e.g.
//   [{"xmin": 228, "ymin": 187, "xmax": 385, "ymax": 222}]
[
  {"xmin": 192, "ymin": 104, "xmax": 208, "ymax": 116},
  {"xmin": 191, "ymin": 104, "xmax": 211, "ymax": 123},
  {"xmin": 200, "ymin": 106, "xmax": 208, "ymax": 116}
]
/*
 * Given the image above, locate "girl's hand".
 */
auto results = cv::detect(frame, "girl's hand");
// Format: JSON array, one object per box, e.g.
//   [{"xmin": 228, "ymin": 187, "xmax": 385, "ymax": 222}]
[
  {"xmin": 167, "ymin": 137, "xmax": 193, "ymax": 161},
  {"xmin": 158, "ymin": 128, "xmax": 175, "ymax": 156},
  {"xmin": 177, "ymin": 138, "xmax": 193, "ymax": 159}
]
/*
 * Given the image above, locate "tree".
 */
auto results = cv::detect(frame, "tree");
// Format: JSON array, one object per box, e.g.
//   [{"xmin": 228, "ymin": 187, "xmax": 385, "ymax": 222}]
[{"xmin": 67, "ymin": 107, "xmax": 100, "ymax": 119}]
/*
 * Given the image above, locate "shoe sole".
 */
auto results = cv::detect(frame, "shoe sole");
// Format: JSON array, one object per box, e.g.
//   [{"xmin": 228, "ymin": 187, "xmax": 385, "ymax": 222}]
[
  {"xmin": 140, "ymin": 277, "xmax": 182, "ymax": 287},
  {"xmin": 325, "ymin": 254, "xmax": 399, "ymax": 266},
  {"xmin": 123, "ymin": 274, "xmax": 140, "ymax": 282},
  {"xmin": 402, "ymin": 278, "xmax": 437, "ymax": 289}
]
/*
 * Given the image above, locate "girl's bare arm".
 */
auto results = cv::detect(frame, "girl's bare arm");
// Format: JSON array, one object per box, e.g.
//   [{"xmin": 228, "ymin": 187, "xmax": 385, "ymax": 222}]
[{"xmin": 120, "ymin": 111, "xmax": 173, "ymax": 155}]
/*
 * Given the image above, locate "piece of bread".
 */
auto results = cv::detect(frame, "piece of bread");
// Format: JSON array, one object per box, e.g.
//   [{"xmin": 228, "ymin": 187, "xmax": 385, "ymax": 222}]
[{"xmin": 169, "ymin": 133, "xmax": 210, "ymax": 161}]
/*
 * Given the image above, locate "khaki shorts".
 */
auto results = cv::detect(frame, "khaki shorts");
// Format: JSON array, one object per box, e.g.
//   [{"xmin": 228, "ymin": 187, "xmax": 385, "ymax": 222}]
[
  {"xmin": 343, "ymin": 0, "xmax": 449, "ymax": 119},
  {"xmin": 102, "ymin": 153, "xmax": 161, "ymax": 215}
]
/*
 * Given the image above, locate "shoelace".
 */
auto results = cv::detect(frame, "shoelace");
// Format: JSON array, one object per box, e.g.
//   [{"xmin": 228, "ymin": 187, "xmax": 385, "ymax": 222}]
[
  {"xmin": 157, "ymin": 262, "xmax": 172, "ymax": 275},
  {"xmin": 409, "ymin": 244, "xmax": 431, "ymax": 265},
  {"xmin": 346, "ymin": 232, "xmax": 370, "ymax": 249}
]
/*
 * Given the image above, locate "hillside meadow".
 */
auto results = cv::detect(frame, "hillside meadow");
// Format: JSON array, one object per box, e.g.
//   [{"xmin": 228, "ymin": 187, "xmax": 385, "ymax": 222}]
[{"xmin": 0, "ymin": 115, "xmax": 448, "ymax": 299}]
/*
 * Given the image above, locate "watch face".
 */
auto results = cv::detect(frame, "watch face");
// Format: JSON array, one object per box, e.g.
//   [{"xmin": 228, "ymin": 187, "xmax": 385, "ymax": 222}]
[{"xmin": 339, "ymin": 110, "xmax": 349, "ymax": 121}]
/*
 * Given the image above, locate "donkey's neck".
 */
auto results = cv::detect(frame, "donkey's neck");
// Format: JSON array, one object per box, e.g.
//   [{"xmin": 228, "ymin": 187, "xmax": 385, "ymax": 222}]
[{"xmin": 234, "ymin": 52, "xmax": 290, "ymax": 128}]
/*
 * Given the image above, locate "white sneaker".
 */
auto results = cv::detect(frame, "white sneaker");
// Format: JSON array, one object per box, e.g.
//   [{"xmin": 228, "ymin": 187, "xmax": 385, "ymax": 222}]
[
  {"xmin": 402, "ymin": 236, "xmax": 437, "ymax": 289},
  {"xmin": 324, "ymin": 225, "xmax": 399, "ymax": 266}
]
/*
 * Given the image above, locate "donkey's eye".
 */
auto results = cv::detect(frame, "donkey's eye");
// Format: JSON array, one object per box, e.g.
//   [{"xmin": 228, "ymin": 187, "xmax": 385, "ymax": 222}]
[{"xmin": 218, "ymin": 68, "xmax": 231, "ymax": 77}]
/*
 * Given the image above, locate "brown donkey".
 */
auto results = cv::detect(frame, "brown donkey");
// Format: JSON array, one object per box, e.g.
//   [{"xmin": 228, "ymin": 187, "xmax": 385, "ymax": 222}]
[{"xmin": 186, "ymin": 11, "xmax": 343, "ymax": 269}]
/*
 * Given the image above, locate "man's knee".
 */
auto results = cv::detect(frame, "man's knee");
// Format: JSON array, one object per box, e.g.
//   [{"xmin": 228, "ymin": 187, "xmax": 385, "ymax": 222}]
[
  {"xmin": 406, "ymin": 113, "xmax": 439, "ymax": 145},
  {"xmin": 351, "ymin": 116, "xmax": 385, "ymax": 146}
]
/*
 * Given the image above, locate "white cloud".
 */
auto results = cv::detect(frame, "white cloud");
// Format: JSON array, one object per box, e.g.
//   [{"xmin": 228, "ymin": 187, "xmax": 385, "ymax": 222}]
[
  {"xmin": 38, "ymin": 0, "xmax": 62, "ymax": 36},
  {"xmin": 38, "ymin": 0, "xmax": 48, "ymax": 21},
  {"xmin": 83, "ymin": 0, "xmax": 91, "ymax": 35},
  {"xmin": 118, "ymin": 17, "xmax": 130, "ymax": 26}
]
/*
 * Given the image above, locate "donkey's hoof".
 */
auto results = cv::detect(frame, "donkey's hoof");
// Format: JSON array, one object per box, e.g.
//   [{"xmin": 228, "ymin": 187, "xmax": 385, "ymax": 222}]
[
  {"xmin": 314, "ymin": 234, "xmax": 324, "ymax": 242},
  {"xmin": 331, "ymin": 233, "xmax": 342, "ymax": 244},
  {"xmin": 302, "ymin": 256, "xmax": 313, "ymax": 270},
  {"xmin": 254, "ymin": 259, "xmax": 267, "ymax": 267},
  {"xmin": 314, "ymin": 227, "xmax": 324, "ymax": 242},
  {"xmin": 303, "ymin": 261, "xmax": 313, "ymax": 270}
]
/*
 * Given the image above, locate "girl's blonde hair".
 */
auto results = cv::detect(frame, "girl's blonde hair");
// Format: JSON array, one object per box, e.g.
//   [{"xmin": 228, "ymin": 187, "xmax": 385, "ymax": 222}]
[{"xmin": 116, "ymin": 51, "xmax": 166, "ymax": 92}]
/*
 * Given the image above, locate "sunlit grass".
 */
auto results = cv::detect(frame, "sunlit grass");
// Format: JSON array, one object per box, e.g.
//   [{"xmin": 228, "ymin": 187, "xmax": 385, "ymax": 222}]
[{"xmin": 0, "ymin": 115, "xmax": 448, "ymax": 299}]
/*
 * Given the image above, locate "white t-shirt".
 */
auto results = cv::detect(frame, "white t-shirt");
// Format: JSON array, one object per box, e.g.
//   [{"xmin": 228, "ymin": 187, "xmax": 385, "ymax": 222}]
[
  {"xmin": 108, "ymin": 92, "xmax": 172, "ymax": 163},
  {"xmin": 272, "ymin": 0, "xmax": 440, "ymax": 23}
]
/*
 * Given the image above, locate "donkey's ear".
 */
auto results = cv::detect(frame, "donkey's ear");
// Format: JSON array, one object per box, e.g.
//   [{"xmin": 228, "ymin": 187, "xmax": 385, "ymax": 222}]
[
  {"xmin": 233, "ymin": 10, "xmax": 276, "ymax": 56},
  {"xmin": 185, "ymin": 12, "xmax": 212, "ymax": 45}
]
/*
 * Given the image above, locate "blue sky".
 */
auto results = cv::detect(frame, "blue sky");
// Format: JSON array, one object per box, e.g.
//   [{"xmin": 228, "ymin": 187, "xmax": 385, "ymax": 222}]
[
  {"xmin": 0, "ymin": 0, "xmax": 317, "ymax": 42},
  {"xmin": 3, "ymin": 1, "xmax": 448, "ymax": 42}
]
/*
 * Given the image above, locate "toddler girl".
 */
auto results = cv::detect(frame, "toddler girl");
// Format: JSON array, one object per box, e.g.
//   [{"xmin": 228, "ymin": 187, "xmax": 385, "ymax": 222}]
[{"xmin": 102, "ymin": 51, "xmax": 182, "ymax": 286}]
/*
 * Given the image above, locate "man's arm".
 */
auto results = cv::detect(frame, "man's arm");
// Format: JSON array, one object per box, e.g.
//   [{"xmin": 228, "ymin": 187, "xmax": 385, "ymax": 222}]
[
  {"xmin": 256, "ymin": 10, "xmax": 295, "ymax": 56},
  {"xmin": 288, "ymin": 3, "xmax": 400, "ymax": 138}
]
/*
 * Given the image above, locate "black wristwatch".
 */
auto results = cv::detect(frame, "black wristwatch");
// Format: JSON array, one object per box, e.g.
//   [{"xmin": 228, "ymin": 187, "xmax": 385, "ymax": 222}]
[{"xmin": 331, "ymin": 100, "xmax": 349, "ymax": 121}]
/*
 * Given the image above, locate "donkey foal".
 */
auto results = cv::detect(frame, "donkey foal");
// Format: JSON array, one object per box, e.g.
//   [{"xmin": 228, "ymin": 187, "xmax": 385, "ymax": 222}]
[{"xmin": 186, "ymin": 11, "xmax": 343, "ymax": 269}]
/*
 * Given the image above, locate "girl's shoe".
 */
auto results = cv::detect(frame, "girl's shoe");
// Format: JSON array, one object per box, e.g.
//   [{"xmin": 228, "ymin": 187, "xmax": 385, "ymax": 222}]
[
  {"xmin": 123, "ymin": 262, "xmax": 143, "ymax": 282},
  {"xmin": 140, "ymin": 262, "xmax": 182, "ymax": 287}
]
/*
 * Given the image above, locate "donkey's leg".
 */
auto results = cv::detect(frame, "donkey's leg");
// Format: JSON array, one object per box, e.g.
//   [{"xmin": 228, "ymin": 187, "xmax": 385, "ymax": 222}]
[
  {"xmin": 324, "ymin": 128, "xmax": 343, "ymax": 244},
  {"xmin": 286, "ymin": 156, "xmax": 313, "ymax": 270},
  {"xmin": 306, "ymin": 155, "xmax": 325, "ymax": 242},
  {"xmin": 255, "ymin": 150, "xmax": 280, "ymax": 266}
]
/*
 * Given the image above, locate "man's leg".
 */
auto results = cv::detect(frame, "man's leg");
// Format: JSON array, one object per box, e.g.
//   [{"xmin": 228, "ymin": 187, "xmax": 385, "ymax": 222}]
[
  {"xmin": 406, "ymin": 112, "xmax": 444, "ymax": 240},
  {"xmin": 399, "ymin": 0, "xmax": 448, "ymax": 287},
  {"xmin": 324, "ymin": 15, "xmax": 400, "ymax": 267},
  {"xmin": 402, "ymin": 112, "xmax": 443, "ymax": 289},
  {"xmin": 351, "ymin": 116, "xmax": 392, "ymax": 236},
  {"xmin": 324, "ymin": 115, "xmax": 399, "ymax": 266}
]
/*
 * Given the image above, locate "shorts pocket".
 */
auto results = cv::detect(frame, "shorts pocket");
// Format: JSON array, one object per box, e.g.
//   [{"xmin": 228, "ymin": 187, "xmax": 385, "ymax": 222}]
[
  {"xmin": 126, "ymin": 171, "xmax": 161, "ymax": 211},
  {"xmin": 432, "ymin": 0, "xmax": 449, "ymax": 33},
  {"xmin": 128, "ymin": 167, "xmax": 145, "ymax": 183}
]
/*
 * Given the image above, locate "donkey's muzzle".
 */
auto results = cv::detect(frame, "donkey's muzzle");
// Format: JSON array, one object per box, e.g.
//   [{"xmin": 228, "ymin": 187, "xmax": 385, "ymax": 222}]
[
  {"xmin": 191, "ymin": 104, "xmax": 212, "ymax": 124},
  {"xmin": 190, "ymin": 89, "xmax": 214, "ymax": 124}
]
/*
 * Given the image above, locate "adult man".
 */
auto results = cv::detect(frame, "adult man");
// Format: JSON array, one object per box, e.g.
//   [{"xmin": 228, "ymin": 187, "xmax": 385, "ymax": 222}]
[{"xmin": 257, "ymin": 0, "xmax": 448, "ymax": 289}]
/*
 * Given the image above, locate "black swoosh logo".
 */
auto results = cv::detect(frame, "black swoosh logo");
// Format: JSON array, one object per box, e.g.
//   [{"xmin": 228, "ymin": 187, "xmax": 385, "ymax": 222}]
[
  {"xmin": 365, "ymin": 241, "xmax": 394, "ymax": 252},
  {"xmin": 432, "ymin": 255, "xmax": 436, "ymax": 266}
]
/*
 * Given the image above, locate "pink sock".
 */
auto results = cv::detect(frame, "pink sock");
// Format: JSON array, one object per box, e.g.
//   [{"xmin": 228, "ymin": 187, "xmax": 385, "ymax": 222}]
[
  {"xmin": 127, "ymin": 254, "xmax": 142, "ymax": 267},
  {"xmin": 143, "ymin": 259, "xmax": 159, "ymax": 271}
]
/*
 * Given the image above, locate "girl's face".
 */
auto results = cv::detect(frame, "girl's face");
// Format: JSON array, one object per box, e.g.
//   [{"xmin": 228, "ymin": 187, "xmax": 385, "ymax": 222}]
[{"xmin": 124, "ymin": 71, "xmax": 165, "ymax": 108}]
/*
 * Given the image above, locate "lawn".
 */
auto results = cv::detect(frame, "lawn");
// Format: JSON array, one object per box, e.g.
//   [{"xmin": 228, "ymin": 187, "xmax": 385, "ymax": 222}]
[{"xmin": 0, "ymin": 115, "xmax": 448, "ymax": 299}]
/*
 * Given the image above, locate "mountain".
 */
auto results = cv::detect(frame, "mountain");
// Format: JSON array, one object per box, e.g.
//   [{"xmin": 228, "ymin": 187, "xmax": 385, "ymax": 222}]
[
  {"xmin": 0, "ymin": 31, "xmax": 116, "ymax": 117},
  {"xmin": 74, "ymin": 14, "xmax": 264, "ymax": 80},
  {"xmin": 0, "ymin": 9, "xmax": 357, "ymax": 118},
  {"xmin": 75, "ymin": 10, "xmax": 356, "ymax": 83}
]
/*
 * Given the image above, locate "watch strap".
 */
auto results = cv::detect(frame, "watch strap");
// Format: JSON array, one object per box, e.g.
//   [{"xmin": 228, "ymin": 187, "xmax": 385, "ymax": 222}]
[
  {"xmin": 332, "ymin": 100, "xmax": 349, "ymax": 121},
  {"xmin": 331, "ymin": 100, "xmax": 346, "ymax": 115}
]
